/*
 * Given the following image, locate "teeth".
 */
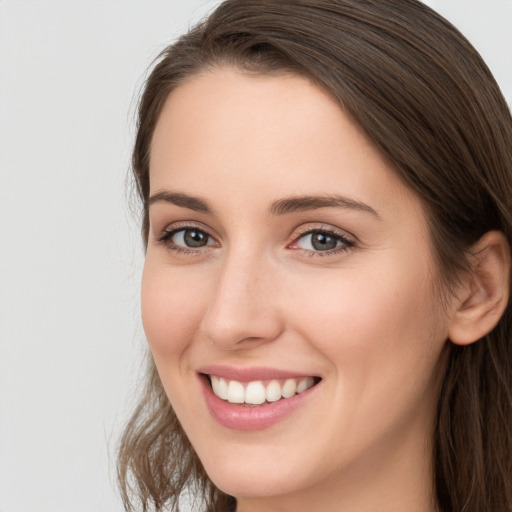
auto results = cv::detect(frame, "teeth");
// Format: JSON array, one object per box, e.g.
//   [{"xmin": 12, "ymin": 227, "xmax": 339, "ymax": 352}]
[
  {"xmin": 210, "ymin": 375, "xmax": 316, "ymax": 404},
  {"xmin": 211, "ymin": 376, "xmax": 229, "ymax": 400},
  {"xmin": 217, "ymin": 377, "xmax": 229, "ymax": 400},
  {"xmin": 245, "ymin": 381, "xmax": 266, "ymax": 405},
  {"xmin": 211, "ymin": 375, "xmax": 221, "ymax": 396},
  {"xmin": 227, "ymin": 380, "xmax": 245, "ymax": 404},
  {"xmin": 297, "ymin": 377, "xmax": 315, "ymax": 393},
  {"xmin": 266, "ymin": 380, "xmax": 282, "ymax": 402},
  {"xmin": 281, "ymin": 378, "xmax": 297, "ymax": 398}
]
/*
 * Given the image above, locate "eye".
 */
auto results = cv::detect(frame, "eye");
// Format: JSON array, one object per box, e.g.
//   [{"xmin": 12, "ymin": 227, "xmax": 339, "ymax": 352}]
[
  {"xmin": 290, "ymin": 228, "xmax": 355, "ymax": 255},
  {"xmin": 157, "ymin": 226, "xmax": 218, "ymax": 252},
  {"xmin": 172, "ymin": 228, "xmax": 212, "ymax": 248}
]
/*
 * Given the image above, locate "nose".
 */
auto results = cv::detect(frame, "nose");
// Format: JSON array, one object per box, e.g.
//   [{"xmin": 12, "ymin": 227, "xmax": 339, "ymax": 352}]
[{"xmin": 200, "ymin": 250, "xmax": 284, "ymax": 350}]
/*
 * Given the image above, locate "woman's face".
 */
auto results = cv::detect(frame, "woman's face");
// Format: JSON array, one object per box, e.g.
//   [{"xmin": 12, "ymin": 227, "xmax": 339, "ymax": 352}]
[{"xmin": 143, "ymin": 69, "xmax": 453, "ymax": 509}]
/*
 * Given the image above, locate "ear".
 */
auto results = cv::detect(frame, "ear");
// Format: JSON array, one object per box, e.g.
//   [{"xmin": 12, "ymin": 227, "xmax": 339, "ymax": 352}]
[{"xmin": 448, "ymin": 231, "xmax": 510, "ymax": 346}]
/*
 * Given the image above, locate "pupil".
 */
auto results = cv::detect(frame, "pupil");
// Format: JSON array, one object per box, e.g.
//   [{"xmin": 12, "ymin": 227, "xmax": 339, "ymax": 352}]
[
  {"xmin": 184, "ymin": 230, "xmax": 208, "ymax": 247},
  {"xmin": 312, "ymin": 232, "xmax": 337, "ymax": 251}
]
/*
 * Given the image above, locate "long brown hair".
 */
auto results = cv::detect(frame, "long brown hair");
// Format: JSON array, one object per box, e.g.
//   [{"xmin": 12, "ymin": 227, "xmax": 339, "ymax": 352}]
[{"xmin": 117, "ymin": 1, "xmax": 512, "ymax": 511}]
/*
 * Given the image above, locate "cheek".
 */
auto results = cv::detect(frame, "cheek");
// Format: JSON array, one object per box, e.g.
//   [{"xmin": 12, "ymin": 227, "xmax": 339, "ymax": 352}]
[
  {"xmin": 289, "ymin": 255, "xmax": 445, "ymax": 387},
  {"xmin": 141, "ymin": 260, "xmax": 207, "ymax": 358},
  {"xmin": 284, "ymin": 258, "xmax": 447, "ymax": 452}
]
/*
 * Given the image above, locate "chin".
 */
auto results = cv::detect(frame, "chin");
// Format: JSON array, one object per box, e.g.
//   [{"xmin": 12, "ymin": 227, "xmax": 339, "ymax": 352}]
[
  {"xmin": 206, "ymin": 463, "xmax": 303, "ymax": 499},
  {"xmin": 196, "ymin": 442, "xmax": 325, "ymax": 501}
]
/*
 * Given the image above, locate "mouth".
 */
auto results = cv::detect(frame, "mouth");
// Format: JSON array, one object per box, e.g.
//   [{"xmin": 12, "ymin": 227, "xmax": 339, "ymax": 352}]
[
  {"xmin": 198, "ymin": 367, "xmax": 322, "ymax": 431},
  {"xmin": 202, "ymin": 373, "xmax": 322, "ymax": 406}
]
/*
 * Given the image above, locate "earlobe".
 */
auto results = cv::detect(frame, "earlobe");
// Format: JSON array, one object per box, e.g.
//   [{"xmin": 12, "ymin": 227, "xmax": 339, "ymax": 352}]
[{"xmin": 448, "ymin": 231, "xmax": 510, "ymax": 346}]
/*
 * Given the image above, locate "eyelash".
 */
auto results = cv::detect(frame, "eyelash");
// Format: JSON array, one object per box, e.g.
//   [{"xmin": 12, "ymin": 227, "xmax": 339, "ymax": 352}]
[
  {"xmin": 156, "ymin": 223, "xmax": 215, "ymax": 255},
  {"xmin": 290, "ymin": 226, "xmax": 355, "ymax": 257},
  {"xmin": 156, "ymin": 224, "xmax": 355, "ymax": 257}
]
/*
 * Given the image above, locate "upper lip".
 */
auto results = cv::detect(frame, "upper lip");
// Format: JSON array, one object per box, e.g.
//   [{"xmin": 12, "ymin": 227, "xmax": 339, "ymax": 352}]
[{"xmin": 197, "ymin": 365, "xmax": 319, "ymax": 382}]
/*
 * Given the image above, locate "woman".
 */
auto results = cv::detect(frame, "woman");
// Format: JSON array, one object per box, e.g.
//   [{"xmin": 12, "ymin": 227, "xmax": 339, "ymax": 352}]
[{"xmin": 117, "ymin": 1, "xmax": 512, "ymax": 511}]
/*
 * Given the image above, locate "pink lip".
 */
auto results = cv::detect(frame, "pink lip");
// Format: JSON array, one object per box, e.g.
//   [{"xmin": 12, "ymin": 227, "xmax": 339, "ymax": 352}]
[
  {"xmin": 198, "ymin": 370, "xmax": 320, "ymax": 432},
  {"xmin": 198, "ymin": 364, "xmax": 315, "ymax": 382}
]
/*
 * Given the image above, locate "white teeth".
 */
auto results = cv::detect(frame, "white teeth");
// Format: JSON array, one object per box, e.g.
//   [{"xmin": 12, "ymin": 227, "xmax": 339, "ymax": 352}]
[
  {"xmin": 211, "ymin": 376, "xmax": 229, "ymax": 400},
  {"xmin": 297, "ymin": 377, "xmax": 315, "ymax": 393},
  {"xmin": 281, "ymin": 378, "xmax": 297, "ymax": 398},
  {"xmin": 245, "ymin": 381, "xmax": 266, "ymax": 405},
  {"xmin": 266, "ymin": 380, "xmax": 282, "ymax": 402},
  {"xmin": 210, "ymin": 375, "xmax": 317, "ymax": 404},
  {"xmin": 217, "ymin": 377, "xmax": 229, "ymax": 400},
  {"xmin": 211, "ymin": 375, "xmax": 221, "ymax": 396},
  {"xmin": 227, "ymin": 380, "xmax": 245, "ymax": 403}
]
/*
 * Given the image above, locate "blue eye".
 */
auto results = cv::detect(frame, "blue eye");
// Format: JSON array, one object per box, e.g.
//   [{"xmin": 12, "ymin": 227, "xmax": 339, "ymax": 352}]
[{"xmin": 294, "ymin": 230, "xmax": 354, "ymax": 253}]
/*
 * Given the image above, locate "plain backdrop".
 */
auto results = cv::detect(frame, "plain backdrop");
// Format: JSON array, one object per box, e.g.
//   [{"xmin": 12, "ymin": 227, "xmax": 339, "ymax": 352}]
[{"xmin": 0, "ymin": 1, "xmax": 510, "ymax": 512}]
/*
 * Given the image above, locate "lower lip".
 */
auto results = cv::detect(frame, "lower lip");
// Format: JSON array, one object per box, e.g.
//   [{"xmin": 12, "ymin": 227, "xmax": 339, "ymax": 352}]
[{"xmin": 199, "ymin": 375, "xmax": 318, "ymax": 431}]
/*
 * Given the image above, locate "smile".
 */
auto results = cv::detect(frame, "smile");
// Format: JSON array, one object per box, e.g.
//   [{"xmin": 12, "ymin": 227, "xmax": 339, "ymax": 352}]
[
  {"xmin": 208, "ymin": 375, "xmax": 317, "ymax": 405},
  {"xmin": 198, "ymin": 366, "xmax": 322, "ymax": 430}
]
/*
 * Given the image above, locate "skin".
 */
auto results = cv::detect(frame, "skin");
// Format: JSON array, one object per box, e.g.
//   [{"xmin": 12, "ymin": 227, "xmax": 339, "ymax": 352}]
[{"xmin": 142, "ymin": 68, "xmax": 460, "ymax": 512}]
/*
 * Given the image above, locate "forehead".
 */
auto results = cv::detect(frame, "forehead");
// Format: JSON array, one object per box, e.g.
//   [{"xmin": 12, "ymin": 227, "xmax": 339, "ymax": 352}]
[{"xmin": 149, "ymin": 67, "xmax": 423, "ymax": 223}]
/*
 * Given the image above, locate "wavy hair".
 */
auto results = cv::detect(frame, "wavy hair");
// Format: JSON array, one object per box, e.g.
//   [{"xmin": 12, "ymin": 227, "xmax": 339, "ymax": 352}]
[{"xmin": 118, "ymin": 1, "xmax": 512, "ymax": 511}]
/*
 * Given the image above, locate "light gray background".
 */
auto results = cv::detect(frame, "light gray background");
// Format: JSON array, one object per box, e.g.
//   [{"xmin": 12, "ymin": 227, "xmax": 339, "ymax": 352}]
[{"xmin": 0, "ymin": 1, "xmax": 510, "ymax": 511}]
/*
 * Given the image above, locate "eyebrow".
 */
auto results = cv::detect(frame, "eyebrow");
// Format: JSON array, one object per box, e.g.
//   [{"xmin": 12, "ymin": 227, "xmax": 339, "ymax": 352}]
[
  {"xmin": 148, "ymin": 191, "xmax": 212, "ymax": 214},
  {"xmin": 269, "ymin": 194, "xmax": 381, "ymax": 218},
  {"xmin": 148, "ymin": 190, "xmax": 380, "ymax": 219}
]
